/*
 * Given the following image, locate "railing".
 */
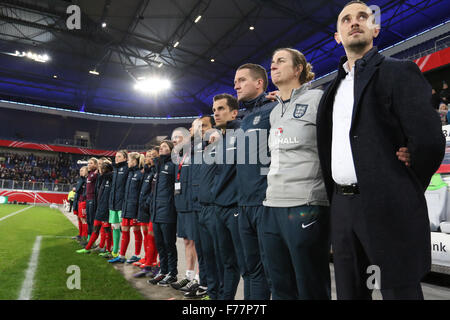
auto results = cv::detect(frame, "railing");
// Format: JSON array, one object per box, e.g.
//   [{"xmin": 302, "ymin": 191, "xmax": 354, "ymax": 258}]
[
  {"xmin": 53, "ymin": 138, "xmax": 94, "ymax": 149},
  {"xmin": 125, "ymin": 145, "xmax": 150, "ymax": 152},
  {"xmin": 406, "ymin": 35, "xmax": 450, "ymax": 61},
  {"xmin": 0, "ymin": 179, "xmax": 72, "ymax": 192}
]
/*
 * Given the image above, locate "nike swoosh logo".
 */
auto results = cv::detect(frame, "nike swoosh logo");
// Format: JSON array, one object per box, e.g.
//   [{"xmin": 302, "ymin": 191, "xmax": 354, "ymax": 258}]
[
  {"xmin": 302, "ymin": 220, "xmax": 317, "ymax": 229},
  {"xmin": 234, "ymin": 213, "xmax": 239, "ymax": 217}
]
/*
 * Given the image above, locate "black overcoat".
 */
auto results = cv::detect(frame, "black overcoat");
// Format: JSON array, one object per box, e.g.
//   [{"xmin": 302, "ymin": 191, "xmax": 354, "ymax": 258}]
[{"xmin": 316, "ymin": 47, "xmax": 445, "ymax": 288}]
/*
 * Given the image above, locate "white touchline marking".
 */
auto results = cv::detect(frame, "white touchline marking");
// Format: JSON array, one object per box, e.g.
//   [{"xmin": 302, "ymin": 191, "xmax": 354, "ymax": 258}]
[
  {"xmin": 0, "ymin": 206, "xmax": 33, "ymax": 222},
  {"xmin": 18, "ymin": 235, "xmax": 42, "ymax": 300},
  {"xmin": 16, "ymin": 235, "xmax": 73, "ymax": 300}
]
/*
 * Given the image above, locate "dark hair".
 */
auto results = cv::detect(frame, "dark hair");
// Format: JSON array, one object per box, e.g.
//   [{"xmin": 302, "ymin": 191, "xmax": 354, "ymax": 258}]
[
  {"xmin": 200, "ymin": 115, "xmax": 215, "ymax": 127},
  {"xmin": 273, "ymin": 48, "xmax": 315, "ymax": 84},
  {"xmin": 237, "ymin": 63, "xmax": 268, "ymax": 91},
  {"xmin": 101, "ymin": 160, "xmax": 113, "ymax": 174},
  {"xmin": 213, "ymin": 93, "xmax": 239, "ymax": 111},
  {"xmin": 160, "ymin": 140, "xmax": 174, "ymax": 151},
  {"xmin": 152, "ymin": 146, "xmax": 160, "ymax": 153}
]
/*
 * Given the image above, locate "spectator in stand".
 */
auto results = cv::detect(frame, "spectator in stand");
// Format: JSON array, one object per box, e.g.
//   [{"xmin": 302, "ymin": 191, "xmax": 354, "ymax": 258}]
[
  {"xmin": 441, "ymin": 81, "xmax": 449, "ymax": 104},
  {"xmin": 67, "ymin": 187, "xmax": 76, "ymax": 212},
  {"xmin": 439, "ymin": 103, "xmax": 448, "ymax": 125},
  {"xmin": 431, "ymin": 88, "xmax": 441, "ymax": 110}
]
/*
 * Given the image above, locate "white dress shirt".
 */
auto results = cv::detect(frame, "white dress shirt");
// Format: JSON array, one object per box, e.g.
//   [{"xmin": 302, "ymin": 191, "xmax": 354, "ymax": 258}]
[{"xmin": 331, "ymin": 62, "xmax": 358, "ymax": 185}]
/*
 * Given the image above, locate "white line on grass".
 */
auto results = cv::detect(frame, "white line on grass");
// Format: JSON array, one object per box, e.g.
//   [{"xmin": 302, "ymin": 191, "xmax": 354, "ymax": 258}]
[
  {"xmin": 18, "ymin": 235, "xmax": 42, "ymax": 300},
  {"xmin": 0, "ymin": 206, "xmax": 33, "ymax": 222}
]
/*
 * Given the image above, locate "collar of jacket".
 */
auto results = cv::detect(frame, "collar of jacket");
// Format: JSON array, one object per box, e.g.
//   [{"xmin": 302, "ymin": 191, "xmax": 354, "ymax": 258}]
[
  {"xmin": 159, "ymin": 154, "xmax": 172, "ymax": 164},
  {"xmin": 128, "ymin": 165, "xmax": 139, "ymax": 172},
  {"xmin": 103, "ymin": 171, "xmax": 113, "ymax": 179},
  {"xmin": 240, "ymin": 92, "xmax": 269, "ymax": 110},
  {"xmin": 275, "ymin": 83, "xmax": 311, "ymax": 106},
  {"xmin": 225, "ymin": 119, "xmax": 240, "ymax": 130},
  {"xmin": 115, "ymin": 161, "xmax": 127, "ymax": 169},
  {"xmin": 338, "ymin": 46, "xmax": 380, "ymax": 76}
]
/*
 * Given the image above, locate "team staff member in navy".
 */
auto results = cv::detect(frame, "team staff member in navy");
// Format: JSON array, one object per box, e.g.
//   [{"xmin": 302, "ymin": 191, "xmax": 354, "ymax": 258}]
[
  {"xmin": 172, "ymin": 128, "xmax": 198, "ymax": 290},
  {"xmin": 182, "ymin": 116, "xmax": 214, "ymax": 298},
  {"xmin": 197, "ymin": 119, "xmax": 225, "ymax": 300},
  {"xmin": 316, "ymin": 0, "xmax": 445, "ymax": 299},
  {"xmin": 109, "ymin": 152, "xmax": 145, "ymax": 263},
  {"xmin": 211, "ymin": 93, "xmax": 250, "ymax": 300},
  {"xmin": 149, "ymin": 140, "xmax": 179, "ymax": 287},
  {"xmin": 262, "ymin": 48, "xmax": 330, "ymax": 300},
  {"xmin": 108, "ymin": 150, "xmax": 129, "ymax": 259},
  {"xmin": 233, "ymin": 63, "xmax": 276, "ymax": 299}
]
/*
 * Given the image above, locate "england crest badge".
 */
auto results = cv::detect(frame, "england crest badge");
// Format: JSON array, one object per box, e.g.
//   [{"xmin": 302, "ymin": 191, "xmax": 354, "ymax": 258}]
[
  {"xmin": 293, "ymin": 104, "xmax": 308, "ymax": 118},
  {"xmin": 253, "ymin": 115, "xmax": 261, "ymax": 125}
]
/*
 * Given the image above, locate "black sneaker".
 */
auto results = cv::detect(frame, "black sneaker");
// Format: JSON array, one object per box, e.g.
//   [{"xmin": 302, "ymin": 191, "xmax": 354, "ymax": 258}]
[
  {"xmin": 180, "ymin": 279, "xmax": 198, "ymax": 293},
  {"xmin": 195, "ymin": 286, "xmax": 208, "ymax": 298},
  {"xmin": 148, "ymin": 273, "xmax": 166, "ymax": 285},
  {"xmin": 157, "ymin": 274, "xmax": 177, "ymax": 287},
  {"xmin": 170, "ymin": 278, "xmax": 190, "ymax": 290}
]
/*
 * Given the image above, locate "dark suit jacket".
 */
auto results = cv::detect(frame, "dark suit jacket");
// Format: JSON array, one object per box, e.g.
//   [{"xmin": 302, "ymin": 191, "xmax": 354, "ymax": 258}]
[{"xmin": 316, "ymin": 47, "xmax": 445, "ymax": 288}]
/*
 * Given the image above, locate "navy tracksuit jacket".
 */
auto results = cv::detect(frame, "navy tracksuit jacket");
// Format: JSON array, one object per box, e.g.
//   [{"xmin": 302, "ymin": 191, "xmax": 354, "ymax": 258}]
[
  {"xmin": 109, "ymin": 161, "xmax": 129, "ymax": 212},
  {"xmin": 95, "ymin": 172, "xmax": 113, "ymax": 222},
  {"xmin": 235, "ymin": 93, "xmax": 277, "ymax": 299},
  {"xmin": 151, "ymin": 154, "xmax": 178, "ymax": 276},
  {"xmin": 212, "ymin": 119, "xmax": 251, "ymax": 300},
  {"xmin": 137, "ymin": 165, "xmax": 155, "ymax": 224},
  {"xmin": 121, "ymin": 165, "xmax": 144, "ymax": 220}
]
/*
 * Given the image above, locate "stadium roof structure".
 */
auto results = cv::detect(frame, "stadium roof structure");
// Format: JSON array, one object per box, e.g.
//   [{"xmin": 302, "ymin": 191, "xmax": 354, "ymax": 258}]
[{"xmin": 0, "ymin": 0, "xmax": 448, "ymax": 118}]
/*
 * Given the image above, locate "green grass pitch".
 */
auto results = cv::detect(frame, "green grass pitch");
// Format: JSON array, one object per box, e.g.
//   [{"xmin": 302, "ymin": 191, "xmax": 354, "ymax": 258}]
[{"xmin": 0, "ymin": 204, "xmax": 145, "ymax": 300}]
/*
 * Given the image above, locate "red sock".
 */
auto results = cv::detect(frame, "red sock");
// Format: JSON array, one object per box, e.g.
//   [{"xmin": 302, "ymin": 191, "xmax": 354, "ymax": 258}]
[
  {"xmin": 85, "ymin": 231, "xmax": 98, "ymax": 250},
  {"xmin": 119, "ymin": 230, "xmax": 130, "ymax": 256},
  {"xmin": 98, "ymin": 226, "xmax": 106, "ymax": 249},
  {"xmin": 134, "ymin": 229, "xmax": 143, "ymax": 256},
  {"xmin": 145, "ymin": 232, "xmax": 158, "ymax": 266},
  {"xmin": 82, "ymin": 223, "xmax": 88, "ymax": 237},
  {"xmin": 77, "ymin": 218, "xmax": 82, "ymax": 236},
  {"xmin": 142, "ymin": 229, "xmax": 149, "ymax": 262},
  {"xmin": 142, "ymin": 229, "xmax": 148, "ymax": 255},
  {"xmin": 106, "ymin": 230, "xmax": 112, "ymax": 252}
]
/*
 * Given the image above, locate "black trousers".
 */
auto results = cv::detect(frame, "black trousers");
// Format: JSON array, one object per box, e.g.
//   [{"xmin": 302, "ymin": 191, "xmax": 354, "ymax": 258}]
[
  {"xmin": 331, "ymin": 191, "xmax": 424, "ymax": 300},
  {"xmin": 261, "ymin": 205, "xmax": 331, "ymax": 300},
  {"xmin": 238, "ymin": 205, "xmax": 271, "ymax": 300},
  {"xmin": 215, "ymin": 205, "xmax": 250, "ymax": 300},
  {"xmin": 69, "ymin": 200, "xmax": 73, "ymax": 212},
  {"xmin": 198, "ymin": 205, "xmax": 224, "ymax": 299},
  {"xmin": 86, "ymin": 200, "xmax": 95, "ymax": 236},
  {"xmin": 153, "ymin": 222, "xmax": 178, "ymax": 276}
]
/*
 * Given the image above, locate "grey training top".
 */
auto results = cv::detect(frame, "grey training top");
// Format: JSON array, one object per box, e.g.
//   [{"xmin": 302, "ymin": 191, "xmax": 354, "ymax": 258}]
[{"xmin": 263, "ymin": 84, "xmax": 329, "ymax": 208}]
